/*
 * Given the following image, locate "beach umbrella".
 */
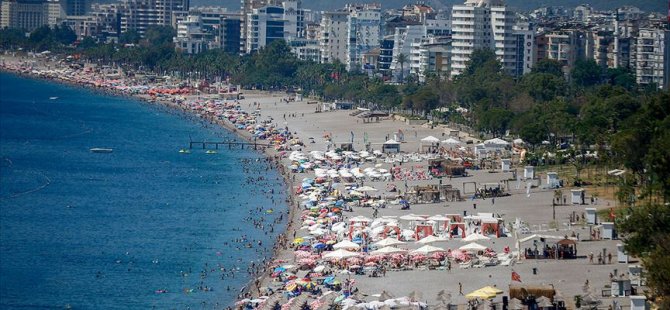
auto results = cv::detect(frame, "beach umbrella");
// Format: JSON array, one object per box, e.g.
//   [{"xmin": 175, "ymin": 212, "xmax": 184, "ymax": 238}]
[
  {"xmin": 357, "ymin": 186, "xmax": 378, "ymax": 192},
  {"xmin": 417, "ymin": 235, "xmax": 446, "ymax": 244},
  {"xmin": 421, "ymin": 136, "xmax": 440, "ymax": 143},
  {"xmin": 371, "ymin": 246, "xmax": 407, "ymax": 255},
  {"xmin": 374, "ymin": 237, "xmax": 405, "ymax": 247},
  {"xmin": 323, "ymin": 249, "xmax": 359, "ymax": 260},
  {"xmin": 441, "ymin": 138, "xmax": 460, "ymax": 144},
  {"xmin": 465, "ymin": 289, "xmax": 496, "ymax": 300},
  {"xmin": 459, "ymin": 242, "xmax": 488, "ymax": 252},
  {"xmin": 411, "ymin": 245, "xmax": 446, "ymax": 255},
  {"xmin": 479, "ymin": 286, "xmax": 503, "ymax": 295},
  {"xmin": 333, "ymin": 240, "xmax": 361, "ymax": 250},
  {"xmin": 462, "ymin": 233, "xmax": 490, "ymax": 242}
]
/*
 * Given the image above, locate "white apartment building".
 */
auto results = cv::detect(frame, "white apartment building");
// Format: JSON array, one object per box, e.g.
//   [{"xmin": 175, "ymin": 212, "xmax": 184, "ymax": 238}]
[
  {"xmin": 1, "ymin": 0, "xmax": 63, "ymax": 31},
  {"xmin": 450, "ymin": 0, "xmax": 517, "ymax": 77},
  {"xmin": 319, "ymin": 11, "xmax": 348, "ymax": 64},
  {"xmin": 174, "ymin": 15, "xmax": 211, "ymax": 54},
  {"xmin": 345, "ymin": 3, "xmax": 381, "ymax": 71},
  {"xmin": 409, "ymin": 36, "xmax": 452, "ymax": 82},
  {"xmin": 119, "ymin": 0, "xmax": 188, "ymax": 36},
  {"xmin": 632, "ymin": 28, "xmax": 670, "ymax": 89},
  {"xmin": 244, "ymin": 1, "xmax": 304, "ymax": 53},
  {"xmin": 391, "ymin": 17, "xmax": 451, "ymax": 80}
]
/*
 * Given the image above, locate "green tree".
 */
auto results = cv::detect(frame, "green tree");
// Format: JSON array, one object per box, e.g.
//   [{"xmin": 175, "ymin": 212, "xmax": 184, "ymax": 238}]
[
  {"xmin": 521, "ymin": 72, "xmax": 568, "ymax": 102},
  {"xmin": 0, "ymin": 28, "xmax": 27, "ymax": 48},
  {"xmin": 143, "ymin": 25, "xmax": 176, "ymax": 47},
  {"xmin": 532, "ymin": 59, "xmax": 564, "ymax": 77},
  {"xmin": 571, "ymin": 59, "xmax": 602, "ymax": 88},
  {"xmin": 119, "ymin": 29, "xmax": 141, "ymax": 44},
  {"xmin": 617, "ymin": 203, "xmax": 670, "ymax": 309}
]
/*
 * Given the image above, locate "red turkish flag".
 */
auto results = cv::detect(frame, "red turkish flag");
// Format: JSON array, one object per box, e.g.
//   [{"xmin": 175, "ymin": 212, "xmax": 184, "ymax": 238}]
[{"xmin": 512, "ymin": 271, "xmax": 522, "ymax": 282}]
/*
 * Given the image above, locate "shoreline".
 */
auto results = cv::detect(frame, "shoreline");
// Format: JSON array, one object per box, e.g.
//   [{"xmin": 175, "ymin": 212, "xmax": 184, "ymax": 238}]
[
  {"xmin": 2, "ymin": 53, "xmax": 629, "ymax": 310},
  {"xmin": 0, "ymin": 58, "xmax": 301, "ymax": 306}
]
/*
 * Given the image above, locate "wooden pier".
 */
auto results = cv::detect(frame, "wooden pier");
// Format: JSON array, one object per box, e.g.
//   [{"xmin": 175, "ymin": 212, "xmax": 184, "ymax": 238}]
[{"xmin": 189, "ymin": 140, "xmax": 272, "ymax": 151}]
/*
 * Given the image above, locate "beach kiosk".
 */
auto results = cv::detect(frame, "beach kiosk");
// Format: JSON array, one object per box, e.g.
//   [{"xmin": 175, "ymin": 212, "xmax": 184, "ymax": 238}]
[
  {"xmin": 602, "ymin": 222, "xmax": 616, "ymax": 239},
  {"xmin": 585, "ymin": 208, "xmax": 597, "ymax": 225},
  {"xmin": 382, "ymin": 139, "xmax": 400, "ymax": 153},
  {"xmin": 617, "ymin": 244, "xmax": 628, "ymax": 263},
  {"xmin": 524, "ymin": 166, "xmax": 535, "ymax": 179},
  {"xmin": 611, "ymin": 276, "xmax": 632, "ymax": 297},
  {"xmin": 571, "ymin": 188, "xmax": 585, "ymax": 204},
  {"xmin": 546, "ymin": 172, "xmax": 560, "ymax": 188},
  {"xmin": 501, "ymin": 159, "xmax": 511, "ymax": 172}
]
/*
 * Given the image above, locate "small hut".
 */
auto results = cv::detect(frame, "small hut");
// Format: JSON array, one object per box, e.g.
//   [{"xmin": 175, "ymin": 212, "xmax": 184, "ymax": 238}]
[{"xmin": 382, "ymin": 140, "xmax": 400, "ymax": 153}]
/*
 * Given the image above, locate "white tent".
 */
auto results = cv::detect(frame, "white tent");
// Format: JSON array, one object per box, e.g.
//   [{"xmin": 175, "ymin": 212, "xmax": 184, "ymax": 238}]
[
  {"xmin": 462, "ymin": 234, "xmax": 490, "ymax": 242},
  {"xmin": 323, "ymin": 249, "xmax": 360, "ymax": 260},
  {"xmin": 417, "ymin": 235, "xmax": 446, "ymax": 244},
  {"xmin": 484, "ymin": 138, "xmax": 509, "ymax": 148},
  {"xmin": 371, "ymin": 246, "xmax": 407, "ymax": 255},
  {"xmin": 399, "ymin": 214, "xmax": 425, "ymax": 221},
  {"xmin": 459, "ymin": 242, "xmax": 488, "ymax": 251},
  {"xmin": 421, "ymin": 136, "xmax": 440, "ymax": 143},
  {"xmin": 374, "ymin": 237, "xmax": 405, "ymax": 247},
  {"xmin": 441, "ymin": 138, "xmax": 461, "ymax": 144},
  {"xmin": 333, "ymin": 240, "xmax": 361, "ymax": 250},
  {"xmin": 411, "ymin": 245, "xmax": 446, "ymax": 255},
  {"xmin": 383, "ymin": 139, "xmax": 400, "ymax": 145}
]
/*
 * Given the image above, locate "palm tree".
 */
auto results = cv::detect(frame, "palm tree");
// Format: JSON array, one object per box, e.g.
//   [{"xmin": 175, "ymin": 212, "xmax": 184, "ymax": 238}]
[{"xmin": 397, "ymin": 53, "xmax": 407, "ymax": 83}]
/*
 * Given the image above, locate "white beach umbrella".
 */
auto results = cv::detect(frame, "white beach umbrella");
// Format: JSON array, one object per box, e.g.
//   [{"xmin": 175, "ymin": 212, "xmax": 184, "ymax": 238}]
[
  {"xmin": 333, "ymin": 240, "xmax": 361, "ymax": 250},
  {"xmin": 421, "ymin": 136, "xmax": 440, "ymax": 143},
  {"xmin": 462, "ymin": 233, "xmax": 490, "ymax": 242},
  {"xmin": 357, "ymin": 186, "xmax": 378, "ymax": 192},
  {"xmin": 323, "ymin": 249, "xmax": 359, "ymax": 260},
  {"xmin": 417, "ymin": 235, "xmax": 446, "ymax": 244},
  {"xmin": 441, "ymin": 138, "xmax": 461, "ymax": 144},
  {"xmin": 371, "ymin": 246, "xmax": 407, "ymax": 255},
  {"xmin": 459, "ymin": 242, "xmax": 488, "ymax": 251},
  {"xmin": 411, "ymin": 245, "xmax": 446, "ymax": 255},
  {"xmin": 374, "ymin": 237, "xmax": 405, "ymax": 247}
]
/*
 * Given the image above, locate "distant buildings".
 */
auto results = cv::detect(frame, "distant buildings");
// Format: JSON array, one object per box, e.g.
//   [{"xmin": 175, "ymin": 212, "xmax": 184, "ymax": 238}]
[{"xmin": 2, "ymin": 0, "xmax": 668, "ymax": 89}]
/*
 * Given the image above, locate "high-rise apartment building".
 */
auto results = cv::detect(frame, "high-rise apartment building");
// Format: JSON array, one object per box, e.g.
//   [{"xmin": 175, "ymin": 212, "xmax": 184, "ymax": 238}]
[
  {"xmin": 119, "ymin": 0, "xmax": 188, "ymax": 36},
  {"xmin": 1, "ymin": 0, "xmax": 62, "ymax": 31},
  {"xmin": 345, "ymin": 3, "xmax": 381, "ymax": 71},
  {"xmin": 450, "ymin": 0, "xmax": 517, "ymax": 77},
  {"xmin": 319, "ymin": 11, "xmax": 348, "ymax": 64},
  {"xmin": 243, "ymin": 0, "xmax": 304, "ymax": 53},
  {"xmin": 632, "ymin": 28, "xmax": 670, "ymax": 89}
]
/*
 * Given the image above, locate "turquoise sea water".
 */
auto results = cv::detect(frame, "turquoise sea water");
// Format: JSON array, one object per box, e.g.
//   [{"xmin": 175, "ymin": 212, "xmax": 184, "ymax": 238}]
[{"xmin": 0, "ymin": 73, "xmax": 287, "ymax": 309}]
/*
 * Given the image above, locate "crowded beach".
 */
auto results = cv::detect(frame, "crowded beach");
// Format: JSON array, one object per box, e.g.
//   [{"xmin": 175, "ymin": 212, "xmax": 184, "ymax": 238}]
[{"xmin": 1, "ymin": 54, "xmax": 636, "ymax": 310}]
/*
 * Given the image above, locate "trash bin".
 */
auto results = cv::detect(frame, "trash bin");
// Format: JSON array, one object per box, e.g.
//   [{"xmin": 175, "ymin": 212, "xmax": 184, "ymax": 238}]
[
  {"xmin": 532, "ymin": 267, "xmax": 537, "ymax": 275},
  {"xmin": 463, "ymin": 210, "xmax": 467, "ymax": 216}
]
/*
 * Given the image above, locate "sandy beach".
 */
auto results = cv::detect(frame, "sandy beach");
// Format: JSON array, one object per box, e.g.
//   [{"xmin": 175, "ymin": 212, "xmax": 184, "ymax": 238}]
[{"xmin": 1, "ymin": 53, "xmax": 633, "ymax": 310}]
